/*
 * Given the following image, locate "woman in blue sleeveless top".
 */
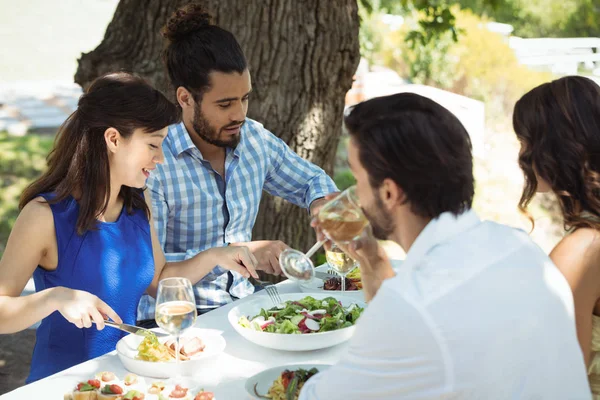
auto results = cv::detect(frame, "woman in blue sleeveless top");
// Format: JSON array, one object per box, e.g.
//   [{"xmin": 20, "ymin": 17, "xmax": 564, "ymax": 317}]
[{"xmin": 0, "ymin": 73, "xmax": 259, "ymax": 382}]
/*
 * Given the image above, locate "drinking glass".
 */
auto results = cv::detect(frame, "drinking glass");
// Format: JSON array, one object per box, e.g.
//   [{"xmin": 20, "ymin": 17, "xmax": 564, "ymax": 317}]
[
  {"xmin": 279, "ymin": 186, "xmax": 368, "ymax": 281},
  {"xmin": 155, "ymin": 277, "xmax": 197, "ymax": 381},
  {"xmin": 325, "ymin": 244, "xmax": 358, "ymax": 292}
]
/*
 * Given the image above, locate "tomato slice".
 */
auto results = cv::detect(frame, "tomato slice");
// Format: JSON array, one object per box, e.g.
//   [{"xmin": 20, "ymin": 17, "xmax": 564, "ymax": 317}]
[
  {"xmin": 87, "ymin": 379, "xmax": 101, "ymax": 389},
  {"xmin": 109, "ymin": 384, "xmax": 123, "ymax": 395}
]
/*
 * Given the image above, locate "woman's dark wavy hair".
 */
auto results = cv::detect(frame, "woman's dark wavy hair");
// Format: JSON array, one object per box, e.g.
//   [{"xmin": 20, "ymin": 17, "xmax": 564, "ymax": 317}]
[
  {"xmin": 19, "ymin": 72, "xmax": 180, "ymax": 234},
  {"xmin": 162, "ymin": 3, "xmax": 247, "ymax": 101},
  {"xmin": 514, "ymin": 75, "xmax": 600, "ymax": 231}
]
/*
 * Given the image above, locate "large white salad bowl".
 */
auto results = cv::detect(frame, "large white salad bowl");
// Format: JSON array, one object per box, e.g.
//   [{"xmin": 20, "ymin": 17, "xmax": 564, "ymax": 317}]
[{"xmin": 227, "ymin": 292, "xmax": 367, "ymax": 351}]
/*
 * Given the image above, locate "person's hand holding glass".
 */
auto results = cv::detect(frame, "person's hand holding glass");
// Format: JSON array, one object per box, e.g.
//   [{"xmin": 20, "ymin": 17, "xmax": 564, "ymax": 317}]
[{"xmin": 279, "ymin": 186, "xmax": 368, "ymax": 281}]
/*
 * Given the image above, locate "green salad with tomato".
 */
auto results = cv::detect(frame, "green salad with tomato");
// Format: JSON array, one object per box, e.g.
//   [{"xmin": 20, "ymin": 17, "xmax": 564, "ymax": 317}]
[{"xmin": 238, "ymin": 296, "xmax": 363, "ymax": 334}]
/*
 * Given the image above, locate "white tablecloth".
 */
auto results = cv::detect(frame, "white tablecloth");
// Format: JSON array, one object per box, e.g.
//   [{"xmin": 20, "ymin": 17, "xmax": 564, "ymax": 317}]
[{"xmin": 0, "ymin": 280, "xmax": 351, "ymax": 399}]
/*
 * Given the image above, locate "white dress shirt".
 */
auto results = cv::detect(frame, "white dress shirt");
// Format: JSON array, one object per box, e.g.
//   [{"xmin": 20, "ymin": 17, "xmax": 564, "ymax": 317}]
[{"xmin": 300, "ymin": 210, "xmax": 591, "ymax": 400}]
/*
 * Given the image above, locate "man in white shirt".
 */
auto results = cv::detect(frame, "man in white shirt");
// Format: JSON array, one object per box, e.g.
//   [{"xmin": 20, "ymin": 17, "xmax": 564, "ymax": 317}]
[{"xmin": 300, "ymin": 93, "xmax": 591, "ymax": 399}]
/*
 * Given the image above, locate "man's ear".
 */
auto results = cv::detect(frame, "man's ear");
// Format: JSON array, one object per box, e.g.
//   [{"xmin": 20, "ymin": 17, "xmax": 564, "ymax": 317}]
[
  {"xmin": 104, "ymin": 127, "xmax": 121, "ymax": 154},
  {"xmin": 176, "ymin": 86, "xmax": 195, "ymax": 109},
  {"xmin": 379, "ymin": 178, "xmax": 406, "ymax": 210}
]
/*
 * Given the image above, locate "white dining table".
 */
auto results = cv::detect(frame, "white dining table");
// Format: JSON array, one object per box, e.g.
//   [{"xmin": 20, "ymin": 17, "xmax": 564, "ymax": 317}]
[{"xmin": 0, "ymin": 279, "xmax": 353, "ymax": 399}]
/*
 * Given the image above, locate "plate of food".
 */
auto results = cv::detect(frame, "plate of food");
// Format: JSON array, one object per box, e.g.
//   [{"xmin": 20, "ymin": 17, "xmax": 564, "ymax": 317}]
[
  {"xmin": 64, "ymin": 373, "xmax": 216, "ymax": 399},
  {"xmin": 245, "ymin": 363, "xmax": 329, "ymax": 400},
  {"xmin": 115, "ymin": 327, "xmax": 226, "ymax": 378},
  {"xmin": 298, "ymin": 264, "xmax": 363, "ymax": 297},
  {"xmin": 228, "ymin": 293, "xmax": 365, "ymax": 351},
  {"xmin": 299, "ymin": 259, "xmax": 404, "ymax": 297}
]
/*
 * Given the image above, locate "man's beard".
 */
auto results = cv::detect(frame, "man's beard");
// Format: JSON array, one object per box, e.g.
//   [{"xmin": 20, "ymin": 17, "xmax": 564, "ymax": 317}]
[
  {"xmin": 192, "ymin": 103, "xmax": 243, "ymax": 148},
  {"xmin": 362, "ymin": 193, "xmax": 395, "ymax": 240}
]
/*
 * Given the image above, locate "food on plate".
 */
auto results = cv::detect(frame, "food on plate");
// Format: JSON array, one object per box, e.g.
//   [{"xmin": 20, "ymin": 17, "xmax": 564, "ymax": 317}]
[
  {"xmin": 238, "ymin": 296, "xmax": 363, "ymax": 334},
  {"xmin": 255, "ymin": 367, "xmax": 319, "ymax": 400},
  {"xmin": 122, "ymin": 390, "xmax": 145, "ymax": 400},
  {"xmin": 123, "ymin": 373, "xmax": 139, "ymax": 386},
  {"xmin": 147, "ymin": 381, "xmax": 166, "ymax": 395},
  {"xmin": 137, "ymin": 331, "xmax": 205, "ymax": 362},
  {"xmin": 98, "ymin": 384, "xmax": 124, "ymax": 399},
  {"xmin": 167, "ymin": 384, "xmax": 190, "ymax": 399},
  {"xmin": 65, "ymin": 374, "xmax": 215, "ymax": 400},
  {"xmin": 68, "ymin": 379, "xmax": 101, "ymax": 400},
  {"xmin": 95, "ymin": 371, "xmax": 118, "ymax": 384},
  {"xmin": 193, "ymin": 389, "xmax": 215, "ymax": 400},
  {"xmin": 322, "ymin": 277, "xmax": 360, "ymax": 291},
  {"xmin": 154, "ymin": 384, "xmax": 215, "ymax": 400},
  {"xmin": 322, "ymin": 268, "xmax": 362, "ymax": 291},
  {"xmin": 164, "ymin": 337, "xmax": 206, "ymax": 360},
  {"xmin": 168, "ymin": 384, "xmax": 189, "ymax": 399},
  {"xmin": 136, "ymin": 332, "xmax": 172, "ymax": 362}
]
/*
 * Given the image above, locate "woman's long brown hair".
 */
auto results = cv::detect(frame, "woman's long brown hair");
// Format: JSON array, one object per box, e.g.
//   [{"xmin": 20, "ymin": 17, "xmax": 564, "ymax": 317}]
[
  {"xmin": 19, "ymin": 72, "xmax": 180, "ymax": 234},
  {"xmin": 514, "ymin": 76, "xmax": 600, "ymax": 231}
]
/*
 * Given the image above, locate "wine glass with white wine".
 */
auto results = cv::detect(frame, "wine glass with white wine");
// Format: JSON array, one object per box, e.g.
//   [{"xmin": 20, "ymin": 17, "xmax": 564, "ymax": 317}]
[
  {"xmin": 155, "ymin": 277, "xmax": 197, "ymax": 382},
  {"xmin": 325, "ymin": 244, "xmax": 358, "ymax": 292},
  {"xmin": 279, "ymin": 186, "xmax": 368, "ymax": 281}
]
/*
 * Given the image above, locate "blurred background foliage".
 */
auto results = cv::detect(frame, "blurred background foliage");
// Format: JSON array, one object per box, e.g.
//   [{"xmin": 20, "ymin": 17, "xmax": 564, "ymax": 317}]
[{"xmin": 3, "ymin": 0, "xmax": 598, "ymax": 256}]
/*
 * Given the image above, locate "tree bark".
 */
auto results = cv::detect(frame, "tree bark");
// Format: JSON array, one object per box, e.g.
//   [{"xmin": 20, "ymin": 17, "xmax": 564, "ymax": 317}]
[{"xmin": 76, "ymin": 0, "xmax": 360, "ymax": 261}]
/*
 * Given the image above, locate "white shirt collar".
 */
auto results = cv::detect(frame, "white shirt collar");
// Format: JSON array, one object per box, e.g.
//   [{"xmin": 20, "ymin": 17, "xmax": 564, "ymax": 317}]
[{"xmin": 402, "ymin": 209, "xmax": 481, "ymax": 271}]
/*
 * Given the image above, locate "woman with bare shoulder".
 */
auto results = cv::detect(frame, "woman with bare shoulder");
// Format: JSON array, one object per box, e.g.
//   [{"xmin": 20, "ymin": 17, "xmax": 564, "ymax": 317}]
[{"xmin": 514, "ymin": 75, "xmax": 600, "ymax": 397}]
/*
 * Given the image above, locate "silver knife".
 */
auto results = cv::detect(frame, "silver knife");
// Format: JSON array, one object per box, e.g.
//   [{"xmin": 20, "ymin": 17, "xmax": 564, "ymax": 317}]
[
  {"xmin": 97, "ymin": 320, "xmax": 169, "ymax": 337},
  {"xmin": 314, "ymin": 271, "xmax": 338, "ymax": 280}
]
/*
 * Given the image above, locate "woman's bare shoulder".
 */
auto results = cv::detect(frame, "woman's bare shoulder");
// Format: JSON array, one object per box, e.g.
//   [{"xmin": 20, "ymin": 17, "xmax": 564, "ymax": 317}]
[
  {"xmin": 20, "ymin": 196, "xmax": 52, "ymax": 219},
  {"xmin": 552, "ymin": 227, "xmax": 600, "ymax": 274},
  {"xmin": 16, "ymin": 197, "xmax": 55, "ymax": 235}
]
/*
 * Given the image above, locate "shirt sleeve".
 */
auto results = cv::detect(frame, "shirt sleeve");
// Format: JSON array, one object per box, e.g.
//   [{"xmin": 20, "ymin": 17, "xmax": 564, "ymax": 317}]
[
  {"xmin": 299, "ymin": 285, "xmax": 448, "ymax": 400},
  {"xmin": 146, "ymin": 173, "xmax": 189, "ymax": 262},
  {"xmin": 262, "ymin": 128, "xmax": 338, "ymax": 209}
]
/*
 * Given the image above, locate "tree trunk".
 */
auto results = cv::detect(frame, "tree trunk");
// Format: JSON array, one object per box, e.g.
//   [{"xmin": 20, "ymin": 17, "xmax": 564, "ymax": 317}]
[{"xmin": 76, "ymin": 0, "xmax": 360, "ymax": 261}]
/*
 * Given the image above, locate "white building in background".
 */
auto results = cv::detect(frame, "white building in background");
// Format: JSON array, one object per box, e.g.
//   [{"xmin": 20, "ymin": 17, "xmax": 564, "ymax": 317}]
[
  {"xmin": 509, "ymin": 37, "xmax": 600, "ymax": 75},
  {"xmin": 346, "ymin": 59, "xmax": 486, "ymax": 159},
  {"xmin": 486, "ymin": 22, "xmax": 514, "ymax": 38}
]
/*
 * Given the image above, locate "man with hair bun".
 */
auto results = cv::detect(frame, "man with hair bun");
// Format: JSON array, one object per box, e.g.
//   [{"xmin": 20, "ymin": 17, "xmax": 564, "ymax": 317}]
[{"xmin": 136, "ymin": 3, "xmax": 338, "ymax": 326}]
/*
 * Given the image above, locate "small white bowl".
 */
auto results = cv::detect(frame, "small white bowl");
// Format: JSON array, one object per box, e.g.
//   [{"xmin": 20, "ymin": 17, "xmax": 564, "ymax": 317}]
[
  {"xmin": 116, "ymin": 327, "xmax": 226, "ymax": 378},
  {"xmin": 228, "ymin": 292, "xmax": 366, "ymax": 351}
]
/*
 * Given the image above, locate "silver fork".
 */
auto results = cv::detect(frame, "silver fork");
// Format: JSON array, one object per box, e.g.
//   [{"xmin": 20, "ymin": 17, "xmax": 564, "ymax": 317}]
[{"xmin": 257, "ymin": 279, "xmax": 282, "ymax": 306}]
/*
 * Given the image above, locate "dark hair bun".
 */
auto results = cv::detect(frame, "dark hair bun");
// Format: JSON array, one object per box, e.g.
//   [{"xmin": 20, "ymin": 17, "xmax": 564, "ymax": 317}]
[{"xmin": 162, "ymin": 3, "xmax": 213, "ymax": 42}]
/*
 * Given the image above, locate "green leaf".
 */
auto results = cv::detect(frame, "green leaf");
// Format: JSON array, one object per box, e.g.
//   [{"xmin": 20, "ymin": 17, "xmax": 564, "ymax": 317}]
[
  {"xmin": 277, "ymin": 320, "xmax": 300, "ymax": 334},
  {"xmin": 101, "ymin": 385, "xmax": 116, "ymax": 394},
  {"xmin": 77, "ymin": 383, "xmax": 95, "ymax": 392}
]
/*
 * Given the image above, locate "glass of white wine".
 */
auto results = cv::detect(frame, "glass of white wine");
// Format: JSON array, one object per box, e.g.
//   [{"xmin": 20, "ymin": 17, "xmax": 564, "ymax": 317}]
[
  {"xmin": 279, "ymin": 186, "xmax": 368, "ymax": 281},
  {"xmin": 155, "ymin": 277, "xmax": 197, "ymax": 381},
  {"xmin": 325, "ymin": 244, "xmax": 358, "ymax": 292}
]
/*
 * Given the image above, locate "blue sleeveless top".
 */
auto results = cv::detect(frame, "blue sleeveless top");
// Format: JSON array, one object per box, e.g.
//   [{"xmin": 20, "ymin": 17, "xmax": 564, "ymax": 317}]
[{"xmin": 27, "ymin": 193, "xmax": 155, "ymax": 383}]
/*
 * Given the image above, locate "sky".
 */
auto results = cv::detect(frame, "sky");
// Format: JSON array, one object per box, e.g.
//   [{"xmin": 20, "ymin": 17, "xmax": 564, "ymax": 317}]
[{"xmin": 0, "ymin": 0, "xmax": 118, "ymax": 82}]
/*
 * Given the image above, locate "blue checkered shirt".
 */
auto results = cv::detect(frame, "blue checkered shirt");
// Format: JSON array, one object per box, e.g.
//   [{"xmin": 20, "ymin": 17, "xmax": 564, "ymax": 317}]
[{"xmin": 136, "ymin": 119, "xmax": 338, "ymax": 321}]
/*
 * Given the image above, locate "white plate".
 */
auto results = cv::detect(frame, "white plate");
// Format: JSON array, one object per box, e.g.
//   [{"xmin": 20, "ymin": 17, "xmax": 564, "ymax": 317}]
[
  {"xmin": 116, "ymin": 327, "xmax": 226, "ymax": 378},
  {"xmin": 245, "ymin": 363, "xmax": 331, "ymax": 399},
  {"xmin": 298, "ymin": 264, "xmax": 364, "ymax": 299},
  {"xmin": 299, "ymin": 260, "xmax": 404, "ymax": 298},
  {"xmin": 228, "ymin": 292, "xmax": 366, "ymax": 351},
  {"xmin": 64, "ymin": 377, "xmax": 216, "ymax": 400}
]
